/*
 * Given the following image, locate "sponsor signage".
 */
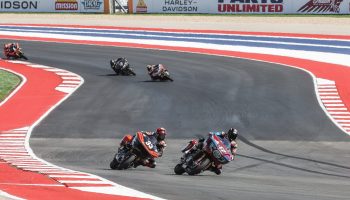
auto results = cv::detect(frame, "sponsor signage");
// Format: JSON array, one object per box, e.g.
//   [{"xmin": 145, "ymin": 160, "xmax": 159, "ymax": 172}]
[
  {"xmin": 81, "ymin": 0, "xmax": 103, "ymax": 10},
  {"xmin": 132, "ymin": 0, "xmax": 350, "ymax": 14},
  {"xmin": 0, "ymin": 0, "xmax": 104, "ymax": 12},
  {"xmin": 298, "ymin": 0, "xmax": 343, "ymax": 13},
  {"xmin": 55, "ymin": 0, "xmax": 78, "ymax": 10},
  {"xmin": 218, "ymin": 0, "xmax": 284, "ymax": 13},
  {"xmin": 0, "ymin": 0, "xmax": 39, "ymax": 11},
  {"xmin": 135, "ymin": 0, "xmax": 205, "ymax": 13},
  {"xmin": 162, "ymin": 0, "xmax": 199, "ymax": 13},
  {"xmin": 136, "ymin": 0, "xmax": 147, "ymax": 13}
]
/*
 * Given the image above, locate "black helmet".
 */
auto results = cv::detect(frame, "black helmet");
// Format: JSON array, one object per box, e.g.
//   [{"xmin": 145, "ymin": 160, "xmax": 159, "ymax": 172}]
[{"xmin": 227, "ymin": 128, "xmax": 238, "ymax": 141}]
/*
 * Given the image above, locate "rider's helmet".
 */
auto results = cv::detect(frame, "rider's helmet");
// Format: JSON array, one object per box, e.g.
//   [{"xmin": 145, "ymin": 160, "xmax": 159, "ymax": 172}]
[
  {"xmin": 227, "ymin": 128, "xmax": 238, "ymax": 141},
  {"xmin": 146, "ymin": 65, "xmax": 152, "ymax": 72},
  {"xmin": 12, "ymin": 43, "xmax": 17, "ymax": 49},
  {"xmin": 110, "ymin": 60, "xmax": 116, "ymax": 66},
  {"xmin": 156, "ymin": 127, "xmax": 167, "ymax": 140}
]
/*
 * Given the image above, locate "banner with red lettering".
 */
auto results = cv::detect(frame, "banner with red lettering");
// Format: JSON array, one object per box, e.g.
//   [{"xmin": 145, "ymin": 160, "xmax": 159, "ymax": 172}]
[
  {"xmin": 0, "ymin": 0, "xmax": 105, "ymax": 13},
  {"xmin": 132, "ymin": 0, "xmax": 350, "ymax": 14}
]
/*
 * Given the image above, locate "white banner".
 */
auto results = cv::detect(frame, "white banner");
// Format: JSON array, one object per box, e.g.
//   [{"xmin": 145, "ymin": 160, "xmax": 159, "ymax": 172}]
[
  {"xmin": 0, "ymin": 0, "xmax": 105, "ymax": 13},
  {"xmin": 132, "ymin": 0, "xmax": 350, "ymax": 14}
]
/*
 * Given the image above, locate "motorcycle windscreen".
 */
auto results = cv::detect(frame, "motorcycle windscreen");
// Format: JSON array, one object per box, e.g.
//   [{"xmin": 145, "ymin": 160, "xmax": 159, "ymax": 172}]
[
  {"xmin": 210, "ymin": 135, "xmax": 233, "ymax": 164},
  {"xmin": 136, "ymin": 132, "xmax": 159, "ymax": 158}
]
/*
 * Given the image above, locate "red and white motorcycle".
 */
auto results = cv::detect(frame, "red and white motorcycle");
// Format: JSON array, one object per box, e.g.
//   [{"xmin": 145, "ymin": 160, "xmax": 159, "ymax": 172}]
[{"xmin": 147, "ymin": 64, "xmax": 174, "ymax": 82}]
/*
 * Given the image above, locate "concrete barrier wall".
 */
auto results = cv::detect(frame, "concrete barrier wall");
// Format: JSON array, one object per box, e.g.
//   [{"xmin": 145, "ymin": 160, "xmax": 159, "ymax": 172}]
[{"xmin": 130, "ymin": 0, "xmax": 350, "ymax": 14}]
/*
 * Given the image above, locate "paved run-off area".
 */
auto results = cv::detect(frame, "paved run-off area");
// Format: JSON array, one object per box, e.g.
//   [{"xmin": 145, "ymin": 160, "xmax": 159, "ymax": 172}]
[{"xmin": 1, "ymin": 14, "xmax": 350, "ymax": 35}]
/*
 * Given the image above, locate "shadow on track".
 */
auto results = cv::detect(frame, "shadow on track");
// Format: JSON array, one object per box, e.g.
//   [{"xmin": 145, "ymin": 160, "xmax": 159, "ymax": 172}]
[{"xmin": 236, "ymin": 135, "xmax": 350, "ymax": 178}]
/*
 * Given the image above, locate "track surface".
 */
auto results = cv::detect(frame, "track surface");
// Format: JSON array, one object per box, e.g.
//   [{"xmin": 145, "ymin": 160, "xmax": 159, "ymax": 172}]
[{"xmin": 4, "ymin": 40, "xmax": 349, "ymax": 200}]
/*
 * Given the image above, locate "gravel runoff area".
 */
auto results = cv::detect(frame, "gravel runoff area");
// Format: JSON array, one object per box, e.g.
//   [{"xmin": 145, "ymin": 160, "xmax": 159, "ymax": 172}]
[{"xmin": 0, "ymin": 14, "xmax": 350, "ymax": 35}]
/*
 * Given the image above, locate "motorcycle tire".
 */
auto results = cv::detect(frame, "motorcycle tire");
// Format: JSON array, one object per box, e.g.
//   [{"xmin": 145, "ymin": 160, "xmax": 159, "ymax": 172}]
[
  {"xmin": 18, "ymin": 52, "xmax": 28, "ymax": 60},
  {"xmin": 20, "ymin": 54, "xmax": 28, "ymax": 60},
  {"xmin": 187, "ymin": 157, "xmax": 211, "ymax": 176},
  {"xmin": 174, "ymin": 164, "xmax": 186, "ymax": 175},
  {"xmin": 128, "ymin": 68, "xmax": 136, "ymax": 76},
  {"xmin": 129, "ymin": 70, "xmax": 136, "ymax": 76},
  {"xmin": 117, "ymin": 154, "xmax": 136, "ymax": 170},
  {"xmin": 110, "ymin": 157, "xmax": 119, "ymax": 170},
  {"xmin": 111, "ymin": 66, "xmax": 119, "ymax": 74},
  {"xmin": 166, "ymin": 76, "xmax": 174, "ymax": 82}
]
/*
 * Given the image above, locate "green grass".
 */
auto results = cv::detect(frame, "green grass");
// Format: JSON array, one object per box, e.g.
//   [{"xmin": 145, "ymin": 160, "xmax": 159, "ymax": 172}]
[{"xmin": 0, "ymin": 70, "xmax": 21, "ymax": 102}]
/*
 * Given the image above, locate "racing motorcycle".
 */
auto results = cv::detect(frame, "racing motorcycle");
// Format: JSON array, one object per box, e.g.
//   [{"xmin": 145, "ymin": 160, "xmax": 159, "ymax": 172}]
[
  {"xmin": 148, "ymin": 65, "xmax": 174, "ymax": 82},
  {"xmin": 110, "ymin": 59, "xmax": 136, "ymax": 76},
  {"xmin": 3, "ymin": 43, "xmax": 28, "ymax": 60},
  {"xmin": 174, "ymin": 133, "xmax": 234, "ymax": 175},
  {"xmin": 110, "ymin": 132, "xmax": 160, "ymax": 170}
]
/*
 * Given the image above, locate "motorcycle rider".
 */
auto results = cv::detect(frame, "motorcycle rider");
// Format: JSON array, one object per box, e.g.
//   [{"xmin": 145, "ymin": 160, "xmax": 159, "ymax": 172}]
[
  {"xmin": 110, "ymin": 57, "xmax": 129, "ymax": 75},
  {"xmin": 4, "ymin": 43, "xmax": 18, "ymax": 58},
  {"xmin": 118, "ymin": 127, "xmax": 167, "ymax": 168},
  {"xmin": 182, "ymin": 128, "xmax": 238, "ymax": 175},
  {"xmin": 147, "ymin": 64, "xmax": 165, "ymax": 78}
]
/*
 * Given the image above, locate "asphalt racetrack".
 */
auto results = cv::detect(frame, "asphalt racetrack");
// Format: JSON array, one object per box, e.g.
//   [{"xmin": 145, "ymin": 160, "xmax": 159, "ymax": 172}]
[{"xmin": 4, "ymin": 40, "xmax": 349, "ymax": 200}]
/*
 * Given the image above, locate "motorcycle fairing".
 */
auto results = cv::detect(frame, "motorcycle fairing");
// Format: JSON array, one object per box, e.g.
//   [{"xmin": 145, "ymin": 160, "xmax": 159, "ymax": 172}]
[
  {"xmin": 136, "ymin": 132, "xmax": 159, "ymax": 158},
  {"xmin": 207, "ymin": 134, "xmax": 233, "ymax": 164}
]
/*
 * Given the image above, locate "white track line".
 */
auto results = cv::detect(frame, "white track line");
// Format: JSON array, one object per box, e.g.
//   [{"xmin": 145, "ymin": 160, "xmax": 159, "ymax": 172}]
[
  {"xmin": 1, "ymin": 61, "xmax": 163, "ymax": 199},
  {"xmin": 317, "ymin": 78, "xmax": 350, "ymax": 135}
]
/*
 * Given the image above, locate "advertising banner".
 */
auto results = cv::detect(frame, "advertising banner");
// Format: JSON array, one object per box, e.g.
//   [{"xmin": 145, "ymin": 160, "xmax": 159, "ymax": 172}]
[
  {"xmin": 0, "ymin": 0, "xmax": 105, "ymax": 12},
  {"xmin": 132, "ymin": 0, "xmax": 350, "ymax": 14},
  {"xmin": 291, "ymin": 0, "xmax": 348, "ymax": 14}
]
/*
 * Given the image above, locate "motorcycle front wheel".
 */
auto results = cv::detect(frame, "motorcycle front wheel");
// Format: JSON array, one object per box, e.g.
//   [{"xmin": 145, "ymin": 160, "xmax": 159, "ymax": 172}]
[
  {"xmin": 174, "ymin": 164, "xmax": 186, "ymax": 175},
  {"xmin": 18, "ymin": 52, "xmax": 28, "ymax": 60},
  {"xmin": 110, "ymin": 157, "xmax": 119, "ymax": 170},
  {"xmin": 128, "ymin": 68, "xmax": 136, "ymax": 76},
  {"xmin": 187, "ymin": 157, "xmax": 211, "ymax": 176},
  {"xmin": 117, "ymin": 154, "xmax": 136, "ymax": 170}
]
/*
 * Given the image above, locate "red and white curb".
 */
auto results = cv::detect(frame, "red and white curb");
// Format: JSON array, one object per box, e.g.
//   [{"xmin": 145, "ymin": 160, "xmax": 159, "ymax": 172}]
[
  {"xmin": 9, "ymin": 61, "xmax": 82, "ymax": 94},
  {"xmin": 0, "ymin": 61, "xmax": 163, "ymax": 199},
  {"xmin": 317, "ymin": 78, "xmax": 350, "ymax": 135}
]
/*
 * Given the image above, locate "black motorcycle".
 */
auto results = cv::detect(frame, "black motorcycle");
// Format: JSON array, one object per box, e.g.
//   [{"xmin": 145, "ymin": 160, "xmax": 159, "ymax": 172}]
[{"xmin": 110, "ymin": 59, "xmax": 136, "ymax": 76}]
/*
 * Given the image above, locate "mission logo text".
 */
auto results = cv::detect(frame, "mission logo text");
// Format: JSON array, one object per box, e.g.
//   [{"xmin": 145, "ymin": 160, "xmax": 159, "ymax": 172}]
[{"xmin": 55, "ymin": 0, "xmax": 78, "ymax": 10}]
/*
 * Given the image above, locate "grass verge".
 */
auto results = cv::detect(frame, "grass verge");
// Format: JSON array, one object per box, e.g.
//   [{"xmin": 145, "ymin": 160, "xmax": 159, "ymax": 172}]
[{"xmin": 0, "ymin": 69, "xmax": 21, "ymax": 102}]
